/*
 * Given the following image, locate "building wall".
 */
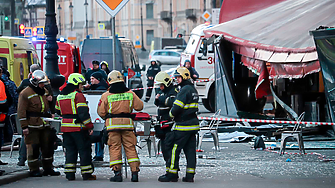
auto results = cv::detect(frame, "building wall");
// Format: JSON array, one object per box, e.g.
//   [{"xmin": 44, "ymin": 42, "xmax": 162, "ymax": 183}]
[{"xmin": 22, "ymin": 0, "xmax": 219, "ymax": 48}]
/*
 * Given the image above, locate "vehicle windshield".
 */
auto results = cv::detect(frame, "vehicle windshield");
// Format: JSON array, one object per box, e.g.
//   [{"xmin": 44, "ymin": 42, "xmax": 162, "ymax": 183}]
[{"xmin": 184, "ymin": 34, "xmax": 200, "ymax": 54}]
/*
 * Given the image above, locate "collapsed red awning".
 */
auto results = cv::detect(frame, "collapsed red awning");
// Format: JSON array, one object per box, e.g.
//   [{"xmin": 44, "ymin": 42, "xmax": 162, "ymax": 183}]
[{"xmin": 205, "ymin": 0, "xmax": 335, "ymax": 78}]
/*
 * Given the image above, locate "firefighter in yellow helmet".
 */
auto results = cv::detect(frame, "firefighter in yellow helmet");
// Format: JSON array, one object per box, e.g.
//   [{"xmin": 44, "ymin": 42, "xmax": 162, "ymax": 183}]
[
  {"xmin": 98, "ymin": 70, "xmax": 143, "ymax": 182},
  {"xmin": 153, "ymin": 71, "xmax": 178, "ymax": 170},
  {"xmin": 55, "ymin": 73, "xmax": 96, "ymax": 181},
  {"xmin": 100, "ymin": 61, "xmax": 110, "ymax": 75},
  {"xmin": 158, "ymin": 67, "xmax": 199, "ymax": 182},
  {"xmin": 17, "ymin": 70, "xmax": 60, "ymax": 177}
]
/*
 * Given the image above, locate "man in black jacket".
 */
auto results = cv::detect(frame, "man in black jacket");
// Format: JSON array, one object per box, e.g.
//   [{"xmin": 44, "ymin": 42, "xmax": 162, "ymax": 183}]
[
  {"xmin": 158, "ymin": 67, "xmax": 199, "ymax": 183},
  {"xmin": 85, "ymin": 60, "xmax": 107, "ymax": 84},
  {"xmin": 153, "ymin": 71, "xmax": 178, "ymax": 167},
  {"xmin": 144, "ymin": 59, "xmax": 161, "ymax": 102}
]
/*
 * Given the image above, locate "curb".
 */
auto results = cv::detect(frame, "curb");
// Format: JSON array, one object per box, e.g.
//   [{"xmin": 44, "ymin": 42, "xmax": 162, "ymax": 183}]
[{"xmin": 0, "ymin": 170, "xmax": 30, "ymax": 186}]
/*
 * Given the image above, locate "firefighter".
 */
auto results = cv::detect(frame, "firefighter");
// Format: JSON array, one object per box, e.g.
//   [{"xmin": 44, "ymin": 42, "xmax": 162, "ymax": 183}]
[
  {"xmin": 98, "ymin": 70, "xmax": 143, "ymax": 182},
  {"xmin": 100, "ymin": 61, "xmax": 110, "ymax": 75},
  {"xmin": 158, "ymin": 67, "xmax": 199, "ymax": 183},
  {"xmin": 17, "ymin": 70, "xmax": 60, "ymax": 177},
  {"xmin": 55, "ymin": 73, "xmax": 96, "ymax": 181},
  {"xmin": 144, "ymin": 59, "xmax": 161, "ymax": 102},
  {"xmin": 153, "ymin": 71, "xmax": 178, "ymax": 167}
]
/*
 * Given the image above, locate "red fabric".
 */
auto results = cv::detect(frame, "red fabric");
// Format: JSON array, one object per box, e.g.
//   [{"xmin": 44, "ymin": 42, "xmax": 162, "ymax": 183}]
[
  {"xmin": 132, "ymin": 112, "xmax": 151, "ymax": 121},
  {"xmin": 219, "ymin": 0, "xmax": 285, "ymax": 23},
  {"xmin": 255, "ymin": 62, "xmax": 271, "ymax": 99}
]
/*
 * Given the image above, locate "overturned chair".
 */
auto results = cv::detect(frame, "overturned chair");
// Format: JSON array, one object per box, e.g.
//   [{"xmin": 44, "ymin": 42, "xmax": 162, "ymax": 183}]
[{"xmin": 197, "ymin": 109, "xmax": 221, "ymax": 151}]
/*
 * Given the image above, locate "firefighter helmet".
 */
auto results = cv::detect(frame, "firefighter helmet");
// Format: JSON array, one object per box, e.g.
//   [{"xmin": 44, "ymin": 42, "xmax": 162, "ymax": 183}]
[
  {"xmin": 30, "ymin": 70, "xmax": 48, "ymax": 87},
  {"xmin": 68, "ymin": 73, "xmax": 86, "ymax": 86},
  {"xmin": 107, "ymin": 70, "xmax": 124, "ymax": 84},
  {"xmin": 174, "ymin": 67, "xmax": 191, "ymax": 80},
  {"xmin": 100, "ymin": 61, "xmax": 108, "ymax": 68},
  {"xmin": 154, "ymin": 71, "xmax": 172, "ymax": 87}
]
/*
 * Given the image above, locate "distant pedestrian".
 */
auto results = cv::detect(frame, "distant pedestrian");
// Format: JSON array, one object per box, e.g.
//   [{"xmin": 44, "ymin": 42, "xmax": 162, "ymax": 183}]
[
  {"xmin": 100, "ymin": 61, "xmax": 110, "ymax": 75},
  {"xmin": 184, "ymin": 59, "xmax": 199, "ymax": 81},
  {"xmin": 144, "ymin": 59, "xmax": 161, "ymax": 102}
]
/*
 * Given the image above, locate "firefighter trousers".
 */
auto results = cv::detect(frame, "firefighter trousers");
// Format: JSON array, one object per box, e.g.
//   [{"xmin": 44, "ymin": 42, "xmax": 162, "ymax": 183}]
[
  {"xmin": 63, "ymin": 130, "xmax": 94, "ymax": 175},
  {"xmin": 108, "ymin": 130, "xmax": 140, "ymax": 172},
  {"xmin": 165, "ymin": 130, "xmax": 198, "ymax": 175},
  {"xmin": 25, "ymin": 127, "xmax": 53, "ymax": 172},
  {"xmin": 160, "ymin": 138, "xmax": 171, "ymax": 171}
]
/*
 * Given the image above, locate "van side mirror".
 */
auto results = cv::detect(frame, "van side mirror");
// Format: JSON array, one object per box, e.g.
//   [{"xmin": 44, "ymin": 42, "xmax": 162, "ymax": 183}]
[
  {"xmin": 141, "ymin": 65, "xmax": 146, "ymax": 71},
  {"xmin": 202, "ymin": 39, "xmax": 208, "ymax": 56}
]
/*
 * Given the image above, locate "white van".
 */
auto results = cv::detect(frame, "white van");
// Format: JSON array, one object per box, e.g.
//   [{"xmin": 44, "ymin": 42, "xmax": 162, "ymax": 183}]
[{"xmin": 180, "ymin": 24, "xmax": 215, "ymax": 112}]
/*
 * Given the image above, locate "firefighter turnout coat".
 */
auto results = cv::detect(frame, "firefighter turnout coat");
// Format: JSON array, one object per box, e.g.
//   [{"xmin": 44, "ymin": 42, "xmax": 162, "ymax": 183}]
[
  {"xmin": 98, "ymin": 85, "xmax": 143, "ymax": 172},
  {"xmin": 17, "ymin": 85, "xmax": 53, "ymax": 171},
  {"xmin": 56, "ymin": 87, "xmax": 94, "ymax": 176}
]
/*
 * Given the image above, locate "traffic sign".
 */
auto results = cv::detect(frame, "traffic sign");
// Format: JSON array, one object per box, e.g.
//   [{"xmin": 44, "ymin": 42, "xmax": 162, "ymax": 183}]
[
  {"xmin": 98, "ymin": 23, "xmax": 105, "ymax": 30},
  {"xmin": 202, "ymin": 10, "xmax": 212, "ymax": 21},
  {"xmin": 128, "ymin": 68, "xmax": 135, "ymax": 79},
  {"xmin": 24, "ymin": 27, "xmax": 32, "ymax": 37},
  {"xmin": 135, "ymin": 40, "xmax": 141, "ymax": 48},
  {"xmin": 36, "ymin": 26, "xmax": 45, "ymax": 37},
  {"xmin": 14, "ymin": 18, "xmax": 19, "ymax": 24},
  {"xmin": 95, "ymin": 0, "xmax": 129, "ymax": 17}
]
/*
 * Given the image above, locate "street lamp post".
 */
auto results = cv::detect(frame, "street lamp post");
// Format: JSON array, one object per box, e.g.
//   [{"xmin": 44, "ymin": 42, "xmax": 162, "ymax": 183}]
[
  {"xmin": 44, "ymin": 0, "xmax": 65, "ymax": 96},
  {"xmin": 57, "ymin": 4, "xmax": 61, "ymax": 35},
  {"xmin": 69, "ymin": 2, "xmax": 74, "ymax": 31},
  {"xmin": 140, "ymin": 0, "xmax": 146, "ymax": 51},
  {"xmin": 170, "ymin": 0, "xmax": 173, "ymax": 37},
  {"xmin": 84, "ymin": 0, "xmax": 88, "ymax": 37}
]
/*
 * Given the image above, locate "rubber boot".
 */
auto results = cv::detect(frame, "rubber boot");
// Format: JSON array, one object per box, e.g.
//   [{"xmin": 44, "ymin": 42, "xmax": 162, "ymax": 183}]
[
  {"xmin": 158, "ymin": 172, "xmax": 178, "ymax": 182},
  {"xmin": 29, "ymin": 170, "xmax": 42, "ymax": 177},
  {"xmin": 43, "ymin": 168, "xmax": 61, "ymax": 176},
  {"xmin": 66, "ymin": 173, "xmax": 75, "ymax": 181},
  {"xmin": 82, "ymin": 173, "xmax": 97, "ymax": 180},
  {"xmin": 131, "ymin": 172, "xmax": 139, "ymax": 182},
  {"xmin": 110, "ymin": 171, "xmax": 122, "ymax": 182},
  {"xmin": 182, "ymin": 173, "xmax": 194, "ymax": 182}
]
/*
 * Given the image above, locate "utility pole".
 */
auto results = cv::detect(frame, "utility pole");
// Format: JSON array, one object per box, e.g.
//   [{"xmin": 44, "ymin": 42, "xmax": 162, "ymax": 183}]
[
  {"xmin": 204, "ymin": 0, "xmax": 206, "ymax": 12},
  {"xmin": 112, "ymin": 16, "xmax": 116, "ymax": 69},
  {"xmin": 84, "ymin": 0, "xmax": 89, "ymax": 37},
  {"xmin": 57, "ymin": 4, "xmax": 61, "ymax": 35},
  {"xmin": 170, "ymin": 0, "xmax": 172, "ymax": 37},
  {"xmin": 140, "ymin": 0, "xmax": 146, "ymax": 51},
  {"xmin": 11, "ymin": 0, "xmax": 16, "ymax": 36}
]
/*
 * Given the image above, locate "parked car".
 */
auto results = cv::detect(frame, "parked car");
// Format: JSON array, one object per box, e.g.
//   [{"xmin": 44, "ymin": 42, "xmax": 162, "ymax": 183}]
[{"xmin": 149, "ymin": 50, "xmax": 181, "ymax": 65}]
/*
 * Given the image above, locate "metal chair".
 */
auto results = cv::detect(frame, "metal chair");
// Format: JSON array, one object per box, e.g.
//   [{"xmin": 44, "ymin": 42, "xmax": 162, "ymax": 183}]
[
  {"xmin": 279, "ymin": 112, "xmax": 306, "ymax": 155},
  {"xmin": 9, "ymin": 113, "xmax": 22, "ymax": 158},
  {"xmin": 197, "ymin": 109, "xmax": 221, "ymax": 151}
]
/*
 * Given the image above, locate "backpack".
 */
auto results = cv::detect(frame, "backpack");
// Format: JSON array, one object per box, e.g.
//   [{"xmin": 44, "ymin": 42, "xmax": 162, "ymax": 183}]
[{"xmin": 254, "ymin": 136, "xmax": 265, "ymax": 150}]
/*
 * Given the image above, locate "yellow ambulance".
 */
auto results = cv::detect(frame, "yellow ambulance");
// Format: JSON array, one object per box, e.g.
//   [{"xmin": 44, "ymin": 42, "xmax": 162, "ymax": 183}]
[{"xmin": 0, "ymin": 36, "xmax": 39, "ymax": 86}]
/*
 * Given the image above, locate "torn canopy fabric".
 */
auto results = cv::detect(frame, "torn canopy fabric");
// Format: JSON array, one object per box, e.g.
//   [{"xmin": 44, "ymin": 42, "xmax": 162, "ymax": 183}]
[{"xmin": 204, "ymin": 0, "xmax": 335, "ymax": 78}]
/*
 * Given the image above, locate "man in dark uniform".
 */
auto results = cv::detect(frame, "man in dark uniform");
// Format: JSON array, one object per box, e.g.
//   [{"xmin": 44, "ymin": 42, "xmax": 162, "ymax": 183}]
[
  {"xmin": 158, "ymin": 67, "xmax": 199, "ymax": 183},
  {"xmin": 144, "ymin": 59, "xmax": 161, "ymax": 102},
  {"xmin": 153, "ymin": 71, "xmax": 178, "ymax": 169}
]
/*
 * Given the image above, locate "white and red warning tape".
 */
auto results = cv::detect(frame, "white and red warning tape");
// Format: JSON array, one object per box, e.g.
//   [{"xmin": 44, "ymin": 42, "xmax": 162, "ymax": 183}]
[
  {"xmin": 130, "ymin": 79, "xmax": 215, "ymax": 91},
  {"xmin": 198, "ymin": 116, "xmax": 335, "ymax": 126}
]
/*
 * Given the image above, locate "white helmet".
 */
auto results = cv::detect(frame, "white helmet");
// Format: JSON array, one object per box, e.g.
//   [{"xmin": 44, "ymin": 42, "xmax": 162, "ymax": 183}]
[{"xmin": 29, "ymin": 70, "xmax": 48, "ymax": 87}]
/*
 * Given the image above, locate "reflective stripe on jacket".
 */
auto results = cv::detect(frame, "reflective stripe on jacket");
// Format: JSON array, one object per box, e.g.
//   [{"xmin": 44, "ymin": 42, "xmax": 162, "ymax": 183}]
[
  {"xmin": 56, "ymin": 91, "xmax": 93, "ymax": 132},
  {"xmin": 170, "ymin": 82, "xmax": 199, "ymax": 131},
  {"xmin": 98, "ymin": 90, "xmax": 143, "ymax": 131},
  {"xmin": 18, "ymin": 87, "xmax": 49, "ymax": 129}
]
